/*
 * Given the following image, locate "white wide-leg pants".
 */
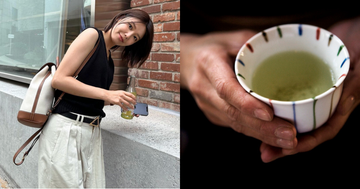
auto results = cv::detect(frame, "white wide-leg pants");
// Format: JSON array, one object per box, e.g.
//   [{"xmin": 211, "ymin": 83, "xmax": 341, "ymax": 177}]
[{"xmin": 38, "ymin": 113, "xmax": 105, "ymax": 188}]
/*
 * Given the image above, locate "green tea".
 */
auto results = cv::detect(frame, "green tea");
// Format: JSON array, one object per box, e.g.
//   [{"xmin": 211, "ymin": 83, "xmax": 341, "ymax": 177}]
[{"xmin": 251, "ymin": 51, "xmax": 335, "ymax": 101}]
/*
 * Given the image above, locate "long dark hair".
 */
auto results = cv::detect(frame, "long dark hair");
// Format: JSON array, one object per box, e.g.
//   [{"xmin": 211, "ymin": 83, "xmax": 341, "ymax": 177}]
[{"xmin": 104, "ymin": 9, "xmax": 154, "ymax": 68}]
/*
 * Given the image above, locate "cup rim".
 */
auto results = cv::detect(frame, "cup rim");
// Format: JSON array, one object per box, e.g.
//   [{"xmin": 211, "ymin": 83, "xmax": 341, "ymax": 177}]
[{"xmin": 235, "ymin": 23, "xmax": 350, "ymax": 105}]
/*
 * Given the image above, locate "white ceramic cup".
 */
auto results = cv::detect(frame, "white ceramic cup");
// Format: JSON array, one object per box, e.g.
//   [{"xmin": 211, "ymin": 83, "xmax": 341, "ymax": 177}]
[{"xmin": 235, "ymin": 24, "xmax": 350, "ymax": 133}]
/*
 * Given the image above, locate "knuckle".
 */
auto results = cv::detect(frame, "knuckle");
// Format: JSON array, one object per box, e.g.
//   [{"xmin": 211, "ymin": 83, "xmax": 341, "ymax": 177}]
[
  {"xmin": 188, "ymin": 80, "xmax": 202, "ymax": 95},
  {"xmin": 257, "ymin": 121, "xmax": 267, "ymax": 134},
  {"xmin": 215, "ymin": 79, "xmax": 227, "ymax": 99},
  {"xmin": 195, "ymin": 100, "xmax": 207, "ymax": 112},
  {"xmin": 225, "ymin": 104, "xmax": 240, "ymax": 122},
  {"xmin": 230, "ymin": 122, "xmax": 244, "ymax": 134}
]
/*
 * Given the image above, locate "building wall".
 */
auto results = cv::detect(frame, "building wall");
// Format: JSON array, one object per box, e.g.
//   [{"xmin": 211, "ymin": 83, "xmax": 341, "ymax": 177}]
[{"xmin": 95, "ymin": 0, "xmax": 180, "ymax": 112}]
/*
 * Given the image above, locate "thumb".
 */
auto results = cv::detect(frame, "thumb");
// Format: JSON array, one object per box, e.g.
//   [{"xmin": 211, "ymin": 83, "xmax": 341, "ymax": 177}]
[{"xmin": 337, "ymin": 71, "xmax": 360, "ymax": 116}]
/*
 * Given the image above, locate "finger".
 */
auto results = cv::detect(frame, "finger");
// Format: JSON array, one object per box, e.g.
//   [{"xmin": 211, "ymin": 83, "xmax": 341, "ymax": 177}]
[
  {"xmin": 125, "ymin": 92, "xmax": 137, "ymax": 101},
  {"xmin": 289, "ymin": 109, "xmax": 351, "ymax": 154},
  {"xmin": 193, "ymin": 71, "xmax": 296, "ymax": 148},
  {"xmin": 199, "ymin": 46, "xmax": 273, "ymax": 122},
  {"xmin": 235, "ymin": 115, "xmax": 297, "ymax": 149},
  {"xmin": 122, "ymin": 92, "xmax": 137, "ymax": 105},
  {"xmin": 191, "ymin": 76, "xmax": 230, "ymax": 127},
  {"xmin": 337, "ymin": 67, "xmax": 360, "ymax": 115},
  {"xmin": 119, "ymin": 98, "xmax": 134, "ymax": 110},
  {"xmin": 260, "ymin": 143, "xmax": 284, "ymax": 163},
  {"xmin": 260, "ymin": 72, "xmax": 360, "ymax": 162},
  {"xmin": 261, "ymin": 107, "xmax": 351, "ymax": 163}
]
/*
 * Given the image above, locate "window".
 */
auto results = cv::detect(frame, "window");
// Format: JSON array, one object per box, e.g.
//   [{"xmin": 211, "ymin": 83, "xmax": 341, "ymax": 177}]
[{"xmin": 0, "ymin": 0, "xmax": 93, "ymax": 83}]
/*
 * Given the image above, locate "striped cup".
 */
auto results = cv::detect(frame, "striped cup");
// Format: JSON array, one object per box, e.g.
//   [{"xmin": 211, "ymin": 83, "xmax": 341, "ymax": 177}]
[{"xmin": 235, "ymin": 24, "xmax": 350, "ymax": 133}]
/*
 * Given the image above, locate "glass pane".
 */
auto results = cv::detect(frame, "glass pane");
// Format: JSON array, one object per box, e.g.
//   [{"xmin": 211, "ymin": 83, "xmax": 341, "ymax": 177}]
[
  {"xmin": 0, "ymin": 0, "xmax": 92, "ymax": 83},
  {"xmin": 0, "ymin": 0, "xmax": 63, "ymax": 82}
]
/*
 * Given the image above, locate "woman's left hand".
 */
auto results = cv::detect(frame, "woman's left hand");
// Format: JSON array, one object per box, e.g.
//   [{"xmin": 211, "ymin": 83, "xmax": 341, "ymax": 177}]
[{"xmin": 260, "ymin": 17, "xmax": 360, "ymax": 162}]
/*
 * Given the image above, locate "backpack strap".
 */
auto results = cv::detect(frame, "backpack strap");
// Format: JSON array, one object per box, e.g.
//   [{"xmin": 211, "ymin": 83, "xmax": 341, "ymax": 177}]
[
  {"xmin": 49, "ymin": 39, "xmax": 100, "ymax": 114},
  {"xmin": 13, "ymin": 126, "xmax": 43, "ymax": 165},
  {"xmin": 13, "ymin": 39, "xmax": 100, "ymax": 166}
]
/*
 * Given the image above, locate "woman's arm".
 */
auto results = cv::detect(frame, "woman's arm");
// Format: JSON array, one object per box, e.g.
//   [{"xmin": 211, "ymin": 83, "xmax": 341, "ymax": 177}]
[{"xmin": 51, "ymin": 28, "xmax": 136, "ymax": 109}]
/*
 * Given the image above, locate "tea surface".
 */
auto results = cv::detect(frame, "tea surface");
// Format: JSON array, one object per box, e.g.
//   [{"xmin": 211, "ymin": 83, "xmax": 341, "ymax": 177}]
[{"xmin": 251, "ymin": 51, "xmax": 335, "ymax": 101}]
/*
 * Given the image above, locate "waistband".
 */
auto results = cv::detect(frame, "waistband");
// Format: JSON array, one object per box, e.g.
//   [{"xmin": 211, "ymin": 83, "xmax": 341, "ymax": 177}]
[{"xmin": 60, "ymin": 112, "xmax": 102, "ymax": 127}]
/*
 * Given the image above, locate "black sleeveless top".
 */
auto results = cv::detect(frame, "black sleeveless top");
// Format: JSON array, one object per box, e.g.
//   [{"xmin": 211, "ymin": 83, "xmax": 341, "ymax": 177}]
[{"xmin": 53, "ymin": 27, "xmax": 114, "ymax": 117}]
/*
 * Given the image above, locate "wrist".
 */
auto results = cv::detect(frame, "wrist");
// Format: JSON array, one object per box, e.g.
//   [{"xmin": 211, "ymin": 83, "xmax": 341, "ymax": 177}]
[{"xmin": 99, "ymin": 89, "xmax": 109, "ymax": 102}]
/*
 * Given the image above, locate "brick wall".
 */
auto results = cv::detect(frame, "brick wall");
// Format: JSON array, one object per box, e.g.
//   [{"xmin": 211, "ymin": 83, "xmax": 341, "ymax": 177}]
[
  {"xmin": 129, "ymin": 0, "xmax": 180, "ymax": 112},
  {"xmin": 95, "ymin": 0, "xmax": 180, "ymax": 112}
]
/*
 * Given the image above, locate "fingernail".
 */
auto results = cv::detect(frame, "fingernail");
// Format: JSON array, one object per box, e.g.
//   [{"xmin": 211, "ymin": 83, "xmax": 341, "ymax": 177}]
[
  {"xmin": 340, "ymin": 96, "xmax": 355, "ymax": 115},
  {"xmin": 276, "ymin": 139, "xmax": 294, "ymax": 149},
  {"xmin": 254, "ymin": 109, "xmax": 271, "ymax": 121},
  {"xmin": 275, "ymin": 127, "xmax": 294, "ymax": 140}
]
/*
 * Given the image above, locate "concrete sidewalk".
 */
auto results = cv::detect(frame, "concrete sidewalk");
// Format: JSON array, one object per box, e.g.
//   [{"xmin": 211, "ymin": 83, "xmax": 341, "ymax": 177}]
[
  {"xmin": 0, "ymin": 167, "xmax": 18, "ymax": 189},
  {"xmin": 0, "ymin": 78, "xmax": 180, "ymax": 188}
]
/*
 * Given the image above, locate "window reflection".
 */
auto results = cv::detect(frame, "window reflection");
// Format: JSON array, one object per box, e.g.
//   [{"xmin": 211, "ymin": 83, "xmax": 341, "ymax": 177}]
[{"xmin": 0, "ymin": 0, "xmax": 91, "ymax": 83}]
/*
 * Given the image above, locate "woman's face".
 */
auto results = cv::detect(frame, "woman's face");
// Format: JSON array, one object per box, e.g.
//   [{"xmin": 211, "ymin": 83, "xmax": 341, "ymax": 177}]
[{"xmin": 111, "ymin": 17, "xmax": 146, "ymax": 47}]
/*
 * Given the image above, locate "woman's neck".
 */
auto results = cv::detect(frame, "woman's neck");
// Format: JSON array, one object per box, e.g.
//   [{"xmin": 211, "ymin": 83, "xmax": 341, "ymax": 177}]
[{"xmin": 102, "ymin": 30, "xmax": 115, "ymax": 52}]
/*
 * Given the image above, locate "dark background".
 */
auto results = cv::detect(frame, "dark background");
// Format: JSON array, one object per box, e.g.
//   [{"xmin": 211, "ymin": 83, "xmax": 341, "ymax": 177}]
[{"xmin": 180, "ymin": 1, "xmax": 360, "ymax": 187}]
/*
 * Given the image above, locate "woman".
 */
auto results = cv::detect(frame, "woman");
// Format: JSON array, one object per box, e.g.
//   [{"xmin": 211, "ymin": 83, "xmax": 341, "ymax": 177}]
[{"xmin": 37, "ymin": 9, "xmax": 153, "ymax": 188}]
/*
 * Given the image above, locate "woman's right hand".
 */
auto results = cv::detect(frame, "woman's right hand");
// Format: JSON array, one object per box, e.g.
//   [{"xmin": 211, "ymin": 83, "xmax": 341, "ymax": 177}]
[
  {"xmin": 105, "ymin": 90, "xmax": 136, "ymax": 111},
  {"xmin": 181, "ymin": 30, "xmax": 298, "ymax": 151}
]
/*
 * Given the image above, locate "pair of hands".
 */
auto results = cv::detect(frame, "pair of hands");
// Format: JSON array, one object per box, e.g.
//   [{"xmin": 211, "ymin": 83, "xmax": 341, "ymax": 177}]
[{"xmin": 181, "ymin": 17, "xmax": 360, "ymax": 162}]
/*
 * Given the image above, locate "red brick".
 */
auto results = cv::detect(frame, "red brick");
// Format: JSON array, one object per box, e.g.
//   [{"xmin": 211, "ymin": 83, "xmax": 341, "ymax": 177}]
[
  {"xmin": 150, "ymin": 72, "xmax": 172, "ymax": 81},
  {"xmin": 128, "ymin": 68, "xmax": 149, "ymax": 79},
  {"xmin": 160, "ymin": 82, "xmax": 180, "ymax": 92},
  {"xmin": 162, "ymin": 1, "xmax": 180, "ymax": 11},
  {"xmin": 175, "ymin": 53, "xmax": 180, "ymax": 62},
  {"xmin": 176, "ymin": 32, "xmax": 180, "ymax": 41},
  {"xmin": 154, "ymin": 23, "xmax": 163, "ymax": 32},
  {"xmin": 161, "ymin": 63, "xmax": 180, "ymax": 72},
  {"xmin": 174, "ymin": 93, "xmax": 180, "ymax": 103},
  {"xmin": 139, "ymin": 61, "xmax": 158, "ymax": 70},
  {"xmin": 152, "ymin": 53, "xmax": 174, "ymax": 62},
  {"xmin": 174, "ymin": 73, "xmax": 180, "ymax": 82},
  {"xmin": 130, "ymin": 0, "xmax": 150, "ymax": 7},
  {"xmin": 158, "ymin": 101, "xmax": 180, "ymax": 112},
  {"xmin": 137, "ymin": 5, "xmax": 161, "ymax": 14},
  {"xmin": 153, "ymin": 12, "xmax": 176, "ymax": 23},
  {"xmin": 163, "ymin": 22, "xmax": 180, "ymax": 31},
  {"xmin": 151, "ymin": 43, "xmax": 161, "ymax": 52},
  {"xmin": 154, "ymin": 0, "xmax": 174, "ymax": 3},
  {"xmin": 161, "ymin": 42, "xmax": 180, "ymax": 52},
  {"xmin": 154, "ymin": 33, "xmax": 175, "ymax": 42},
  {"xmin": 138, "ymin": 79, "xmax": 159, "ymax": 89},
  {"xmin": 135, "ymin": 87, "xmax": 149, "ymax": 97},
  {"xmin": 137, "ymin": 96, "xmax": 158, "ymax": 106}
]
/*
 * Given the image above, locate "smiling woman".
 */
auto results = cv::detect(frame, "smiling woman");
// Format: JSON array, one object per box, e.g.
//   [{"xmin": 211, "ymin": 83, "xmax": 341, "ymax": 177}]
[
  {"xmin": 37, "ymin": 8, "xmax": 154, "ymax": 188},
  {"xmin": 104, "ymin": 9, "xmax": 154, "ymax": 67},
  {"xmin": 114, "ymin": 20, "xmax": 145, "ymax": 44}
]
